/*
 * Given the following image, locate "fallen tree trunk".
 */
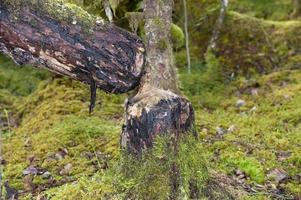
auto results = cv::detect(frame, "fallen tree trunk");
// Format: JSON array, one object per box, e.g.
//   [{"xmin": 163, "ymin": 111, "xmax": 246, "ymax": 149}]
[{"xmin": 0, "ymin": 0, "xmax": 145, "ymax": 94}]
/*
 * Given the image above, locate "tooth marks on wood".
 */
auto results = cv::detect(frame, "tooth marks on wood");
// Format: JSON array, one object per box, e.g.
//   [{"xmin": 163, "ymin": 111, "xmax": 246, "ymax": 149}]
[
  {"xmin": 0, "ymin": 4, "xmax": 146, "ymax": 94},
  {"xmin": 121, "ymin": 93, "xmax": 195, "ymax": 154}
]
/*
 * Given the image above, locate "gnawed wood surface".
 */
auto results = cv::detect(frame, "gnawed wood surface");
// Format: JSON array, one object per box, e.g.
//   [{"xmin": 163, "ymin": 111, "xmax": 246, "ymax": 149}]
[
  {"xmin": 0, "ymin": 1, "xmax": 145, "ymax": 93},
  {"xmin": 122, "ymin": 86, "xmax": 194, "ymax": 154}
]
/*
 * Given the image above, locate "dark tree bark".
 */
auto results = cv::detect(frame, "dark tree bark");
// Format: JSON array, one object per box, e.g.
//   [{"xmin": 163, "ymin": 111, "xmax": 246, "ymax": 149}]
[
  {"xmin": 121, "ymin": 0, "xmax": 195, "ymax": 154},
  {"xmin": 0, "ymin": 0, "xmax": 145, "ymax": 94}
]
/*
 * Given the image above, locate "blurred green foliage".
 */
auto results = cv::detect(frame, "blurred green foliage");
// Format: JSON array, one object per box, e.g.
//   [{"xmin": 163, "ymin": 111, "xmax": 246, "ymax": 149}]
[{"xmin": 0, "ymin": 55, "xmax": 49, "ymax": 96}]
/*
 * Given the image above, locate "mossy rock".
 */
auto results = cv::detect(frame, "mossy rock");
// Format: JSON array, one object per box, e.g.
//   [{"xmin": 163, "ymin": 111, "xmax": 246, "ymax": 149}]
[
  {"xmin": 229, "ymin": 0, "xmax": 293, "ymax": 21},
  {"xmin": 174, "ymin": 0, "xmax": 301, "ymax": 78},
  {"xmin": 171, "ymin": 23, "xmax": 185, "ymax": 49},
  {"xmin": 217, "ymin": 12, "xmax": 301, "ymax": 77}
]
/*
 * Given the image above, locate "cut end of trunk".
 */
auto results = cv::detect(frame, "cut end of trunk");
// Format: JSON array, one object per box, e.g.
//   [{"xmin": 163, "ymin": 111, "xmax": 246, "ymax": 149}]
[{"xmin": 121, "ymin": 88, "xmax": 195, "ymax": 154}]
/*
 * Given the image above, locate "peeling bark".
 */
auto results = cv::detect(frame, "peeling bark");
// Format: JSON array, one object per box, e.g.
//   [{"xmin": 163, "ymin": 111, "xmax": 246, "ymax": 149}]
[
  {"xmin": 121, "ymin": 0, "xmax": 195, "ymax": 154},
  {"xmin": 0, "ymin": 1, "xmax": 145, "ymax": 94}
]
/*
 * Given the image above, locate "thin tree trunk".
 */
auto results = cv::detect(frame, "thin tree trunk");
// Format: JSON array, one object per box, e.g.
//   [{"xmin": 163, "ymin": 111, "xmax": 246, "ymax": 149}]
[
  {"xmin": 208, "ymin": 0, "xmax": 228, "ymax": 52},
  {"xmin": 183, "ymin": 0, "xmax": 191, "ymax": 74},
  {"xmin": 121, "ymin": 0, "xmax": 195, "ymax": 154},
  {"xmin": 291, "ymin": 0, "xmax": 301, "ymax": 18}
]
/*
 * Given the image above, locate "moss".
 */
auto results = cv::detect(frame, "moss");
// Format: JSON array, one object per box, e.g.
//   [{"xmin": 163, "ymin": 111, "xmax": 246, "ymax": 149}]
[
  {"xmin": 14, "ymin": 62, "xmax": 297, "ymax": 198},
  {"xmin": 229, "ymin": 0, "xmax": 293, "ymax": 21},
  {"xmin": 0, "ymin": 55, "xmax": 49, "ymax": 96},
  {"xmin": 180, "ymin": 66, "xmax": 301, "ymax": 197},
  {"xmin": 157, "ymin": 39, "xmax": 168, "ymax": 51},
  {"xmin": 221, "ymin": 152, "xmax": 265, "ymax": 183},
  {"xmin": 175, "ymin": 0, "xmax": 301, "ymax": 77},
  {"xmin": 2, "ymin": 75, "xmax": 124, "ymax": 191},
  {"xmin": 0, "ymin": 55, "xmax": 49, "ymax": 138},
  {"xmin": 171, "ymin": 23, "xmax": 185, "ymax": 49},
  {"xmin": 2, "ymin": 52, "xmax": 301, "ymax": 199},
  {"xmin": 44, "ymin": 135, "xmax": 235, "ymax": 200},
  {"xmin": 125, "ymin": 12, "xmax": 144, "ymax": 33},
  {"xmin": 212, "ymin": 11, "xmax": 301, "ymax": 77},
  {"xmin": 3, "ymin": 0, "xmax": 104, "ymax": 32},
  {"xmin": 2, "ymin": 1, "xmax": 301, "ymax": 198}
]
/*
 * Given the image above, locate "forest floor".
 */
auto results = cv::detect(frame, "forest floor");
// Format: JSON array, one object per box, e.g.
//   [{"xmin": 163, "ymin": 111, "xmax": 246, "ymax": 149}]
[{"xmin": 0, "ymin": 52, "xmax": 300, "ymax": 199}]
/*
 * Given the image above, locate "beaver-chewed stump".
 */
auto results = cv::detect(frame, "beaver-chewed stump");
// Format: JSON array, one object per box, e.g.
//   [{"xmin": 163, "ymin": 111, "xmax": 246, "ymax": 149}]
[{"xmin": 121, "ymin": 86, "xmax": 195, "ymax": 154}]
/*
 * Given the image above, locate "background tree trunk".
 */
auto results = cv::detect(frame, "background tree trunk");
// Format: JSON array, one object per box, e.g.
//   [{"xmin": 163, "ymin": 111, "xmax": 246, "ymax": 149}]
[
  {"xmin": 291, "ymin": 0, "xmax": 301, "ymax": 18},
  {"xmin": 121, "ymin": 0, "xmax": 195, "ymax": 154},
  {"xmin": 208, "ymin": 0, "xmax": 229, "ymax": 52},
  {"xmin": 183, "ymin": 0, "xmax": 191, "ymax": 74}
]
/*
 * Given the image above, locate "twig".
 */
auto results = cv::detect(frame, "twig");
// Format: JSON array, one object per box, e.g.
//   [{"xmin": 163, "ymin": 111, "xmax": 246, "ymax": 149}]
[
  {"xmin": 207, "ymin": 0, "xmax": 229, "ymax": 52},
  {"xmin": 183, "ymin": 0, "xmax": 191, "ymax": 74},
  {"xmin": 4, "ymin": 109, "xmax": 11, "ymax": 136}
]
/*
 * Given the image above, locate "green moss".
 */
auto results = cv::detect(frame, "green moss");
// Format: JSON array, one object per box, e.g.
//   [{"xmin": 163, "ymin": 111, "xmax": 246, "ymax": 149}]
[
  {"xmin": 3, "ymin": 0, "xmax": 103, "ymax": 32},
  {"xmin": 125, "ymin": 12, "xmax": 144, "ymax": 33},
  {"xmin": 171, "ymin": 23, "xmax": 185, "ymax": 49},
  {"xmin": 2, "ymin": 1, "xmax": 301, "ymax": 198},
  {"xmin": 2, "ymin": 54, "xmax": 300, "ymax": 199},
  {"xmin": 230, "ymin": 0, "xmax": 292, "ymax": 21},
  {"xmin": 211, "ymin": 11, "xmax": 301, "ymax": 77},
  {"xmin": 0, "ymin": 55, "xmax": 49, "ymax": 96},
  {"xmin": 221, "ymin": 152, "xmax": 265, "ymax": 183},
  {"xmin": 2, "ymin": 75, "xmax": 124, "ymax": 191},
  {"xmin": 157, "ymin": 39, "xmax": 168, "ymax": 51},
  {"xmin": 44, "ymin": 135, "xmax": 235, "ymax": 199},
  {"xmin": 152, "ymin": 17, "xmax": 164, "ymax": 28},
  {"xmin": 181, "ymin": 67, "xmax": 301, "ymax": 197},
  {"xmin": 174, "ymin": 0, "xmax": 301, "ymax": 77}
]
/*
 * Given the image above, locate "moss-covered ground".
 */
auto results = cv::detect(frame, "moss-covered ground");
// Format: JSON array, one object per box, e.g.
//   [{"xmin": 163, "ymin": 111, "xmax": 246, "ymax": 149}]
[
  {"xmin": 180, "ymin": 65, "xmax": 301, "ymax": 199},
  {"xmin": 1, "ymin": 52, "xmax": 301, "ymax": 199},
  {"xmin": 1, "ymin": 0, "xmax": 301, "ymax": 199}
]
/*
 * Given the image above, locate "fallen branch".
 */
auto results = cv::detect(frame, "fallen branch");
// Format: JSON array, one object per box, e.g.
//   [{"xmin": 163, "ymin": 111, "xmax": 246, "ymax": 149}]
[{"xmin": 0, "ymin": 0, "xmax": 145, "ymax": 96}]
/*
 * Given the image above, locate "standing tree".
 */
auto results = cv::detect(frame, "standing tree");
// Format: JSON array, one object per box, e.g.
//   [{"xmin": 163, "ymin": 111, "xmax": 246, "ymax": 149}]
[
  {"xmin": 291, "ymin": 0, "xmax": 301, "ymax": 18},
  {"xmin": 121, "ymin": 0, "xmax": 194, "ymax": 154},
  {"xmin": 0, "ymin": 0, "xmax": 194, "ymax": 154},
  {"xmin": 183, "ymin": 0, "xmax": 191, "ymax": 74},
  {"xmin": 207, "ymin": 0, "xmax": 229, "ymax": 52}
]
